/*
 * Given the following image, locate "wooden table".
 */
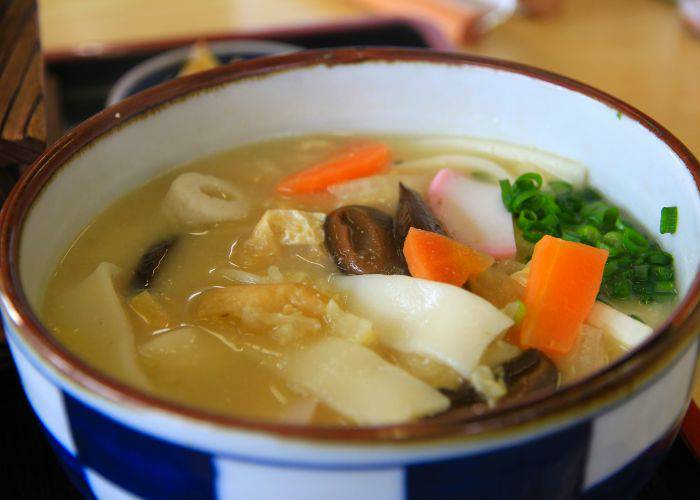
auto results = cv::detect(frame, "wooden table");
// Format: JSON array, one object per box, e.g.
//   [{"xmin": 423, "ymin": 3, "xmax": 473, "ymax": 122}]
[{"xmin": 465, "ymin": 0, "xmax": 700, "ymax": 159}]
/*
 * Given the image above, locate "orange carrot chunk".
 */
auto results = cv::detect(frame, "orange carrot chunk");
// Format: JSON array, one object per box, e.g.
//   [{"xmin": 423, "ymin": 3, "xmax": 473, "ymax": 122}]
[
  {"xmin": 403, "ymin": 227, "xmax": 494, "ymax": 287},
  {"xmin": 275, "ymin": 141, "xmax": 392, "ymax": 194},
  {"xmin": 520, "ymin": 235, "xmax": 608, "ymax": 355}
]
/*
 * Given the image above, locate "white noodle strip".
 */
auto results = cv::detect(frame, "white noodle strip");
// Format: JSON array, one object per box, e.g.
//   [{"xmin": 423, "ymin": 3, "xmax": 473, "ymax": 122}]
[
  {"xmin": 412, "ymin": 137, "xmax": 587, "ymax": 186},
  {"xmin": 396, "ymin": 154, "xmax": 513, "ymax": 181}
]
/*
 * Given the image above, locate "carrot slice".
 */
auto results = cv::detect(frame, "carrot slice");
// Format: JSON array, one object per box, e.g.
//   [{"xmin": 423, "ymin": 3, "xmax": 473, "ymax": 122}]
[
  {"xmin": 403, "ymin": 227, "xmax": 494, "ymax": 287},
  {"xmin": 520, "ymin": 235, "xmax": 608, "ymax": 355},
  {"xmin": 275, "ymin": 141, "xmax": 392, "ymax": 194}
]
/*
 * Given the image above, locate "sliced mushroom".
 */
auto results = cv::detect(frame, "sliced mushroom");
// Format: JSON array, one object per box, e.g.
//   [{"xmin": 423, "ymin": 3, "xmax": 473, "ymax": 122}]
[
  {"xmin": 499, "ymin": 349, "xmax": 559, "ymax": 402},
  {"xmin": 434, "ymin": 384, "xmax": 490, "ymax": 419},
  {"xmin": 131, "ymin": 237, "xmax": 177, "ymax": 290},
  {"xmin": 439, "ymin": 383, "xmax": 482, "ymax": 407},
  {"xmin": 434, "ymin": 349, "xmax": 558, "ymax": 417},
  {"xmin": 324, "ymin": 205, "xmax": 407, "ymax": 275},
  {"xmin": 394, "ymin": 183, "xmax": 447, "ymax": 249}
]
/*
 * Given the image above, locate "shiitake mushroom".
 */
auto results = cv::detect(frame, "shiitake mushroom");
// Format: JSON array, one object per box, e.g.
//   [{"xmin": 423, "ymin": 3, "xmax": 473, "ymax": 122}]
[
  {"xmin": 325, "ymin": 183, "xmax": 447, "ymax": 276},
  {"xmin": 324, "ymin": 205, "xmax": 407, "ymax": 275},
  {"xmin": 394, "ymin": 183, "xmax": 447, "ymax": 249},
  {"xmin": 436, "ymin": 349, "xmax": 559, "ymax": 417},
  {"xmin": 439, "ymin": 383, "xmax": 483, "ymax": 407},
  {"xmin": 499, "ymin": 349, "xmax": 559, "ymax": 403},
  {"xmin": 131, "ymin": 237, "xmax": 178, "ymax": 290}
]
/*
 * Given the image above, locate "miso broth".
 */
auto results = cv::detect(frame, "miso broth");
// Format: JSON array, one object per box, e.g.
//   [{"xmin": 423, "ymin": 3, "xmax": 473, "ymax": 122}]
[{"xmin": 43, "ymin": 134, "xmax": 677, "ymax": 426}]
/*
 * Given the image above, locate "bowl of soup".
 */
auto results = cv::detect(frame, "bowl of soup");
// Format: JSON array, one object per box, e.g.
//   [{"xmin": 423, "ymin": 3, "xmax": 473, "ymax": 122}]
[{"xmin": 1, "ymin": 48, "xmax": 699, "ymax": 499}]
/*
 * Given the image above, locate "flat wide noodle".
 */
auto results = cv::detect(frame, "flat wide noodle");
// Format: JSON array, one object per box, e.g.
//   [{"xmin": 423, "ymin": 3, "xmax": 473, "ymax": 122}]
[
  {"xmin": 412, "ymin": 136, "xmax": 587, "ymax": 187},
  {"xmin": 332, "ymin": 274, "xmax": 514, "ymax": 378},
  {"xmin": 396, "ymin": 154, "xmax": 513, "ymax": 182},
  {"xmin": 55, "ymin": 263, "xmax": 149, "ymax": 389},
  {"xmin": 269, "ymin": 337, "xmax": 449, "ymax": 425}
]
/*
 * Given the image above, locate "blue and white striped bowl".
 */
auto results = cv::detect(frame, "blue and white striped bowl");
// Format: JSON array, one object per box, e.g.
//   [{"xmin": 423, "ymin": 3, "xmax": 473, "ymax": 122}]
[{"xmin": 1, "ymin": 49, "xmax": 699, "ymax": 500}]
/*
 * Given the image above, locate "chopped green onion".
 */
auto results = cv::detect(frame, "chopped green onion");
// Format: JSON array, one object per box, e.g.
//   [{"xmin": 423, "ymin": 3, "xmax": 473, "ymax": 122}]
[
  {"xmin": 562, "ymin": 230, "xmax": 582, "ymax": 243},
  {"xmin": 577, "ymin": 225, "xmax": 601, "ymax": 244},
  {"xmin": 659, "ymin": 206, "xmax": 678, "ymax": 234},
  {"xmin": 615, "ymin": 255, "xmax": 634, "ymax": 267},
  {"xmin": 517, "ymin": 210, "xmax": 538, "ymax": 230},
  {"xmin": 512, "ymin": 190, "xmax": 541, "ymax": 210},
  {"xmin": 549, "ymin": 180, "xmax": 572, "ymax": 195},
  {"xmin": 515, "ymin": 172, "xmax": 543, "ymax": 190},
  {"xmin": 622, "ymin": 227, "xmax": 649, "ymax": 254},
  {"xmin": 501, "ymin": 172, "xmax": 678, "ymax": 303},
  {"xmin": 538, "ymin": 213, "xmax": 559, "ymax": 230},
  {"xmin": 503, "ymin": 300, "xmax": 527, "ymax": 324},
  {"xmin": 652, "ymin": 265, "xmax": 674, "ymax": 281},
  {"xmin": 559, "ymin": 211, "xmax": 581, "ymax": 225},
  {"xmin": 603, "ymin": 261, "xmax": 619, "ymax": 277},
  {"xmin": 523, "ymin": 230, "xmax": 545, "ymax": 243},
  {"xmin": 646, "ymin": 250, "xmax": 673, "ymax": 265},
  {"xmin": 610, "ymin": 279, "xmax": 632, "ymax": 299},
  {"xmin": 602, "ymin": 231, "xmax": 623, "ymax": 248},
  {"xmin": 633, "ymin": 264, "xmax": 650, "ymax": 282},
  {"xmin": 583, "ymin": 203, "xmax": 618, "ymax": 230},
  {"xmin": 499, "ymin": 179, "xmax": 512, "ymax": 208},
  {"xmin": 654, "ymin": 281, "xmax": 676, "ymax": 295},
  {"xmin": 580, "ymin": 187, "xmax": 601, "ymax": 201},
  {"xmin": 513, "ymin": 301, "xmax": 527, "ymax": 324}
]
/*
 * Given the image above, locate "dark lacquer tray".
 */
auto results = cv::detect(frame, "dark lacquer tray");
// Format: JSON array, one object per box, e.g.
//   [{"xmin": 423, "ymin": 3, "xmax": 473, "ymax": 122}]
[{"xmin": 2, "ymin": 16, "xmax": 697, "ymax": 499}]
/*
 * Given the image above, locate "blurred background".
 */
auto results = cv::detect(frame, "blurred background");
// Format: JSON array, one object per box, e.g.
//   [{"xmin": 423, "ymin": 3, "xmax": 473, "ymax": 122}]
[{"xmin": 37, "ymin": 0, "xmax": 700, "ymax": 154}]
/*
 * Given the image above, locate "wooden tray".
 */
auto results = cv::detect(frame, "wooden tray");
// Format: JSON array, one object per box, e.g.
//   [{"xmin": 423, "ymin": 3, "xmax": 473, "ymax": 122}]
[{"xmin": 0, "ymin": 0, "xmax": 45, "ymax": 167}]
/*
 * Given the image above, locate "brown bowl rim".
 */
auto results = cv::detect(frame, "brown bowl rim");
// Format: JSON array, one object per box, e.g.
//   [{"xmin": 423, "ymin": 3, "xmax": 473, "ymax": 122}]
[{"xmin": 1, "ymin": 47, "xmax": 699, "ymax": 443}]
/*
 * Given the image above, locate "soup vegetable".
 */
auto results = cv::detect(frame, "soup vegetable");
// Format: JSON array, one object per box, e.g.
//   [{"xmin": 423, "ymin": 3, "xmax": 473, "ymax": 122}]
[{"xmin": 43, "ymin": 135, "xmax": 678, "ymax": 426}]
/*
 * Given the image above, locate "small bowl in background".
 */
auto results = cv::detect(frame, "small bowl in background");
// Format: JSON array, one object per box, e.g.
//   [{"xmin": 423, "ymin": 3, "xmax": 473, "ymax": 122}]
[{"xmin": 105, "ymin": 39, "xmax": 300, "ymax": 106}]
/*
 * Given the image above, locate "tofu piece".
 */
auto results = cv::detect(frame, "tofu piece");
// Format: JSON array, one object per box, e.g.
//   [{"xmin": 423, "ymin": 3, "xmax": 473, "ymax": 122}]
[{"xmin": 243, "ymin": 209, "xmax": 325, "ymax": 254}]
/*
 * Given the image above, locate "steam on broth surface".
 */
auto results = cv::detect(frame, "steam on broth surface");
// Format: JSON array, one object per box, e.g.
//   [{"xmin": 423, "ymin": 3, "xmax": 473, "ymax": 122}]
[{"xmin": 42, "ymin": 134, "xmax": 677, "ymax": 426}]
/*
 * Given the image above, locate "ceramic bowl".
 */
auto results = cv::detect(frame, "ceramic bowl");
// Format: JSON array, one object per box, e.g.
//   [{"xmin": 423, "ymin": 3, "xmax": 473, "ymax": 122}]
[{"xmin": 1, "ymin": 48, "xmax": 699, "ymax": 500}]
